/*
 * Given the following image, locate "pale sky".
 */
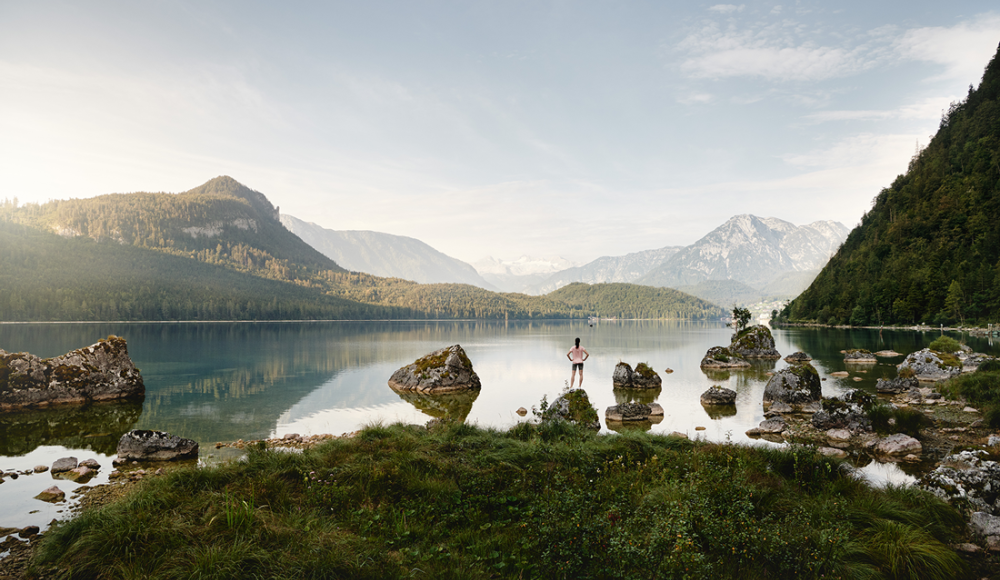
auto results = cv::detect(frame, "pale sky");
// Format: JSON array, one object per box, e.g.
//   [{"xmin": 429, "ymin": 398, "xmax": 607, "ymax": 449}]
[{"xmin": 2, "ymin": 2, "xmax": 999, "ymax": 265}]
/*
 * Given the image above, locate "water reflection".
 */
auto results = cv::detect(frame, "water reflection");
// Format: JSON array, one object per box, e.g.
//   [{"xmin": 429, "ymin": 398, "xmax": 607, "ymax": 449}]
[
  {"xmin": 701, "ymin": 404, "xmax": 738, "ymax": 420},
  {"xmin": 393, "ymin": 390, "xmax": 480, "ymax": 422},
  {"xmin": 0, "ymin": 401, "xmax": 142, "ymax": 456},
  {"xmin": 612, "ymin": 387, "xmax": 662, "ymax": 405}
]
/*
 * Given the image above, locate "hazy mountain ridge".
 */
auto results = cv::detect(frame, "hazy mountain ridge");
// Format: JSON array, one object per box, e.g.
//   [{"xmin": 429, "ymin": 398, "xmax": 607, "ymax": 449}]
[
  {"xmin": 280, "ymin": 215, "xmax": 495, "ymax": 289},
  {"xmin": 471, "ymin": 256, "xmax": 577, "ymax": 293},
  {"xmin": 528, "ymin": 246, "xmax": 683, "ymax": 295},
  {"xmin": 638, "ymin": 215, "xmax": 848, "ymax": 290}
]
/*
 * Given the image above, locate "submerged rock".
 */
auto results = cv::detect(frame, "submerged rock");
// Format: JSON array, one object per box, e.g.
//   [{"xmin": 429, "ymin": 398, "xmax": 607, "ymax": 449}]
[
  {"xmin": 0, "ymin": 336, "xmax": 144, "ymax": 410},
  {"xmin": 729, "ymin": 325, "xmax": 780, "ymax": 359},
  {"xmin": 388, "ymin": 345, "xmax": 481, "ymax": 394},
  {"xmin": 762, "ymin": 363, "xmax": 822, "ymax": 412},
  {"xmin": 117, "ymin": 430, "xmax": 199, "ymax": 462},
  {"xmin": 700, "ymin": 346, "xmax": 750, "ymax": 369}
]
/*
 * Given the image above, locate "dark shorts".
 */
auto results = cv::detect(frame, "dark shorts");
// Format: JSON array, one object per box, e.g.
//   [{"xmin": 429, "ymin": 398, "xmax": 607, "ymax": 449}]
[{"xmin": 572, "ymin": 363, "xmax": 584, "ymax": 371}]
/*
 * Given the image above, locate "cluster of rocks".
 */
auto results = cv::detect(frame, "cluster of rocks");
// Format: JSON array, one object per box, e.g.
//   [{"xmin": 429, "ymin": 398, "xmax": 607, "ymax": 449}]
[
  {"xmin": 0, "ymin": 337, "xmax": 145, "ymax": 410},
  {"xmin": 612, "ymin": 362, "xmax": 662, "ymax": 389}
]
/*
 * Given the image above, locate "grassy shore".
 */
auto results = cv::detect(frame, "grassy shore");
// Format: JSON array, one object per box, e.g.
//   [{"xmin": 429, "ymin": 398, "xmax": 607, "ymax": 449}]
[{"xmin": 28, "ymin": 421, "xmax": 975, "ymax": 579}]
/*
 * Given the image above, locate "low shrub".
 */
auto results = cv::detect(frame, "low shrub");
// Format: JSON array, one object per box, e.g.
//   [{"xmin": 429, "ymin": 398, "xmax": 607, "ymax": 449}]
[{"xmin": 928, "ymin": 336, "xmax": 961, "ymax": 353}]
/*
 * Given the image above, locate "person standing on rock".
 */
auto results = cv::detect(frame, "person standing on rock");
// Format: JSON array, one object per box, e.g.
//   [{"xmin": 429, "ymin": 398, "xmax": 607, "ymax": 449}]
[{"xmin": 567, "ymin": 337, "xmax": 589, "ymax": 389}]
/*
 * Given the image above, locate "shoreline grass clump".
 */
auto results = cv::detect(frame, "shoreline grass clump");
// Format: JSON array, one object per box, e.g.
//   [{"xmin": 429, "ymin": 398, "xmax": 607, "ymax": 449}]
[{"xmin": 31, "ymin": 422, "xmax": 971, "ymax": 579}]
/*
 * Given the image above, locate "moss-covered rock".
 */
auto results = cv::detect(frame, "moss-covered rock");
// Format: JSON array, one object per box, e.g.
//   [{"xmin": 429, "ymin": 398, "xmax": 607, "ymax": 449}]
[
  {"xmin": 0, "ymin": 336, "xmax": 144, "ymax": 410},
  {"xmin": 729, "ymin": 325, "xmax": 780, "ymax": 359},
  {"xmin": 700, "ymin": 346, "xmax": 751, "ymax": 369},
  {"xmin": 843, "ymin": 349, "xmax": 877, "ymax": 363},
  {"xmin": 388, "ymin": 345, "xmax": 481, "ymax": 394},
  {"xmin": 762, "ymin": 362, "xmax": 821, "ymax": 412},
  {"xmin": 543, "ymin": 389, "xmax": 600, "ymax": 430},
  {"xmin": 631, "ymin": 363, "xmax": 661, "ymax": 388},
  {"xmin": 897, "ymin": 348, "xmax": 962, "ymax": 382}
]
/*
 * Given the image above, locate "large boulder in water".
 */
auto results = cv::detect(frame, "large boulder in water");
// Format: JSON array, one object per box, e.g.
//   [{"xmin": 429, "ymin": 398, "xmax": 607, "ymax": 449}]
[
  {"xmin": 700, "ymin": 347, "xmax": 750, "ymax": 369},
  {"xmin": 0, "ymin": 336, "xmax": 144, "ymax": 410},
  {"xmin": 117, "ymin": 430, "xmax": 199, "ymax": 462},
  {"xmin": 762, "ymin": 363, "xmax": 821, "ymax": 412},
  {"xmin": 730, "ymin": 325, "xmax": 780, "ymax": 359},
  {"xmin": 612, "ymin": 362, "xmax": 633, "ymax": 388},
  {"xmin": 388, "ymin": 345, "xmax": 481, "ymax": 394},
  {"xmin": 700, "ymin": 386, "xmax": 737, "ymax": 406}
]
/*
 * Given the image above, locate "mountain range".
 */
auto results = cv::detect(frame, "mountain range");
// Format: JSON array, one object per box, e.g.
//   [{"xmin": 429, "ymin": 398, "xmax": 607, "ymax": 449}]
[{"xmin": 280, "ymin": 215, "xmax": 496, "ymax": 289}]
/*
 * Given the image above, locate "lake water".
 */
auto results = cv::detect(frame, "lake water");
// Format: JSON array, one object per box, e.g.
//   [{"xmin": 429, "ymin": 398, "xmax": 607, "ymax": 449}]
[{"xmin": 2, "ymin": 320, "xmax": 998, "ymax": 532}]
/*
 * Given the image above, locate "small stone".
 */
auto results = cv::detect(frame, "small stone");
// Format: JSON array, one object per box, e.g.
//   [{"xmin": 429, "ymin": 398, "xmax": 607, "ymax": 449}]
[
  {"xmin": 35, "ymin": 485, "xmax": 65, "ymax": 503},
  {"xmin": 826, "ymin": 429, "xmax": 852, "ymax": 441},
  {"xmin": 18, "ymin": 526, "xmax": 40, "ymax": 538},
  {"xmin": 33, "ymin": 465, "xmax": 48, "ymax": 473},
  {"xmin": 830, "ymin": 371, "xmax": 849, "ymax": 378},
  {"xmin": 51, "ymin": 457, "xmax": 78, "ymax": 473},
  {"xmin": 79, "ymin": 458, "xmax": 101, "ymax": 469},
  {"xmin": 663, "ymin": 368, "xmax": 673, "ymax": 374},
  {"xmin": 669, "ymin": 431, "xmax": 688, "ymax": 439},
  {"xmin": 903, "ymin": 454, "xmax": 920, "ymax": 462},
  {"xmin": 964, "ymin": 407, "xmax": 979, "ymax": 413},
  {"xmin": 62, "ymin": 466, "xmax": 95, "ymax": 483},
  {"xmin": 852, "ymin": 376, "xmax": 863, "ymax": 382},
  {"xmin": 952, "ymin": 543, "xmax": 981, "ymax": 553},
  {"xmin": 745, "ymin": 428, "xmax": 763, "ymax": 436},
  {"xmin": 758, "ymin": 417, "xmax": 787, "ymax": 434},
  {"xmin": 516, "ymin": 407, "xmax": 527, "ymax": 416},
  {"xmin": 695, "ymin": 426, "xmax": 706, "ymax": 431},
  {"xmin": 769, "ymin": 401, "xmax": 793, "ymax": 413},
  {"xmin": 282, "ymin": 433, "xmax": 300, "ymax": 441},
  {"xmin": 818, "ymin": 447, "xmax": 848, "ymax": 458}
]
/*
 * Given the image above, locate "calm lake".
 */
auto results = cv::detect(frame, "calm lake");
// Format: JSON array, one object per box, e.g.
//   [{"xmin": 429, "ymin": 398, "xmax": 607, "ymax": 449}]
[{"xmin": 2, "ymin": 320, "xmax": 998, "ymax": 531}]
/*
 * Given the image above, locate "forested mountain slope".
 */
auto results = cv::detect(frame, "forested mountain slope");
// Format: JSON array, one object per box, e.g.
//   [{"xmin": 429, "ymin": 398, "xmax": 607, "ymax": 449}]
[{"xmin": 778, "ymin": 44, "xmax": 1000, "ymax": 326}]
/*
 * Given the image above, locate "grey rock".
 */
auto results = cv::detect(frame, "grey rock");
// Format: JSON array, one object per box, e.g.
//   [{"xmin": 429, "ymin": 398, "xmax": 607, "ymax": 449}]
[
  {"xmin": 769, "ymin": 401, "xmax": 793, "ymax": 413},
  {"xmin": 648, "ymin": 403, "xmax": 664, "ymax": 417},
  {"xmin": 921, "ymin": 450, "xmax": 1000, "ymax": 515},
  {"xmin": 897, "ymin": 348, "xmax": 962, "ymax": 382},
  {"xmin": 818, "ymin": 447, "xmax": 848, "ymax": 459},
  {"xmin": 970, "ymin": 512, "xmax": 1000, "ymax": 538},
  {"xmin": 117, "ymin": 430, "xmax": 199, "ymax": 462},
  {"xmin": 33, "ymin": 465, "xmax": 48, "ymax": 473},
  {"xmin": 387, "ymin": 345, "xmax": 481, "ymax": 394},
  {"xmin": 784, "ymin": 351, "xmax": 812, "ymax": 363},
  {"xmin": 79, "ymin": 458, "xmax": 101, "ymax": 469},
  {"xmin": 876, "ymin": 376, "xmax": 919, "ymax": 395},
  {"xmin": 700, "ymin": 346, "xmax": 751, "ymax": 369},
  {"xmin": 988, "ymin": 435, "xmax": 1000, "ymax": 447},
  {"xmin": 763, "ymin": 363, "xmax": 822, "ymax": 412},
  {"xmin": 730, "ymin": 325, "xmax": 780, "ymax": 359},
  {"xmin": 612, "ymin": 362, "xmax": 633, "ymax": 387},
  {"xmin": 875, "ymin": 433, "xmax": 922, "ymax": 456},
  {"xmin": 35, "ymin": 485, "xmax": 65, "ymax": 503},
  {"xmin": 843, "ymin": 349, "xmax": 877, "ymax": 363},
  {"xmin": 0, "ymin": 337, "xmax": 145, "ymax": 410},
  {"xmin": 758, "ymin": 417, "xmax": 787, "ymax": 433},
  {"xmin": 826, "ymin": 428, "xmax": 852, "ymax": 441},
  {"xmin": 700, "ymin": 386, "xmax": 737, "ymax": 405},
  {"xmin": 18, "ymin": 526, "xmax": 40, "ymax": 538},
  {"xmin": 51, "ymin": 457, "xmax": 78, "ymax": 473},
  {"xmin": 605, "ymin": 403, "xmax": 652, "ymax": 422}
]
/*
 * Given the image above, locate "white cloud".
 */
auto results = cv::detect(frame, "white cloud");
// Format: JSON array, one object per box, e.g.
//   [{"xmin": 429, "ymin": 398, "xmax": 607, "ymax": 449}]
[
  {"xmin": 802, "ymin": 96, "xmax": 958, "ymax": 124},
  {"xmin": 709, "ymin": 4, "xmax": 745, "ymax": 14},
  {"xmin": 677, "ymin": 93, "xmax": 714, "ymax": 104},
  {"xmin": 895, "ymin": 15, "xmax": 1000, "ymax": 83}
]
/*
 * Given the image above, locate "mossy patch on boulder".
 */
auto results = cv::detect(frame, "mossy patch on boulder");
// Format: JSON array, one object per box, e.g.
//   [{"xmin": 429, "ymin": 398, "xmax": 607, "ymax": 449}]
[
  {"xmin": 388, "ymin": 345, "xmax": 481, "ymax": 394},
  {"xmin": 543, "ymin": 389, "xmax": 600, "ymax": 430},
  {"xmin": 729, "ymin": 325, "xmax": 780, "ymax": 359}
]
